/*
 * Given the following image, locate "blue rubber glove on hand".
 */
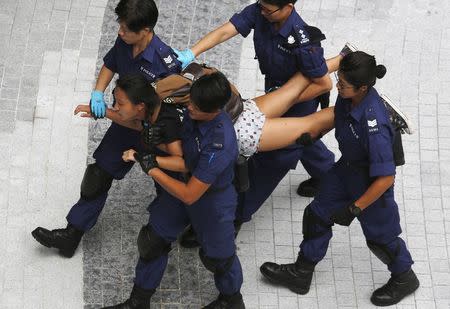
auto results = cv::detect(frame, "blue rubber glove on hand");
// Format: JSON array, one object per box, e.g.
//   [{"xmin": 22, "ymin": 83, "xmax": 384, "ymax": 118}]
[
  {"xmin": 90, "ymin": 90, "xmax": 106, "ymax": 119},
  {"xmin": 173, "ymin": 48, "xmax": 195, "ymax": 70}
]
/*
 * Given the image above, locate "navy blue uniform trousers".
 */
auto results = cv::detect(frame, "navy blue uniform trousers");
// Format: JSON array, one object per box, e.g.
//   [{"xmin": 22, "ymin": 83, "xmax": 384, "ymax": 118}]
[
  {"xmin": 67, "ymin": 123, "xmax": 144, "ymax": 231},
  {"xmin": 301, "ymin": 160, "xmax": 413, "ymax": 275},
  {"xmin": 134, "ymin": 185, "xmax": 243, "ymax": 294}
]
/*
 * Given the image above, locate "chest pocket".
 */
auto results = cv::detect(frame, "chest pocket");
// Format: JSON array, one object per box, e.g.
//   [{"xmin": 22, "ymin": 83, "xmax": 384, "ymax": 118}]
[
  {"xmin": 183, "ymin": 134, "xmax": 202, "ymax": 172},
  {"xmin": 338, "ymin": 118, "xmax": 368, "ymax": 161}
]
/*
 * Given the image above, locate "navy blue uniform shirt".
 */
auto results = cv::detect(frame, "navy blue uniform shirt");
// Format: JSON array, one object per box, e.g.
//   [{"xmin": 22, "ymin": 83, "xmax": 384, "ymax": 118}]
[
  {"xmin": 230, "ymin": 3, "xmax": 328, "ymax": 85},
  {"xmin": 103, "ymin": 34, "xmax": 181, "ymax": 81},
  {"xmin": 334, "ymin": 88, "xmax": 396, "ymax": 177},
  {"xmin": 182, "ymin": 110, "xmax": 238, "ymax": 191}
]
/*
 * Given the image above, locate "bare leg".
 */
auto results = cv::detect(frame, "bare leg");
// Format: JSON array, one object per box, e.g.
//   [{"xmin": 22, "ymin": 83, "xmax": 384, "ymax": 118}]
[
  {"xmin": 255, "ymin": 56, "xmax": 343, "ymax": 119},
  {"xmin": 254, "ymin": 72, "xmax": 311, "ymax": 118},
  {"xmin": 257, "ymin": 107, "xmax": 335, "ymax": 152},
  {"xmin": 326, "ymin": 55, "xmax": 342, "ymax": 74}
]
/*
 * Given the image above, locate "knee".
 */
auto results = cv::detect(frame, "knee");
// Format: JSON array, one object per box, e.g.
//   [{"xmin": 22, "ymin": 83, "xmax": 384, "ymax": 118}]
[
  {"xmin": 199, "ymin": 248, "xmax": 236, "ymax": 276},
  {"xmin": 302, "ymin": 205, "xmax": 332, "ymax": 240},
  {"xmin": 80, "ymin": 163, "xmax": 114, "ymax": 200},
  {"xmin": 137, "ymin": 225, "xmax": 172, "ymax": 262},
  {"xmin": 366, "ymin": 239, "xmax": 400, "ymax": 265}
]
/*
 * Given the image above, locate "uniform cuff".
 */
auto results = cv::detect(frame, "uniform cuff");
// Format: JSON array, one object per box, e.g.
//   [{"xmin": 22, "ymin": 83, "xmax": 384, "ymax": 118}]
[
  {"xmin": 369, "ymin": 162, "xmax": 396, "ymax": 177},
  {"xmin": 302, "ymin": 63, "xmax": 328, "ymax": 79},
  {"xmin": 193, "ymin": 171, "xmax": 214, "ymax": 185},
  {"xmin": 229, "ymin": 15, "xmax": 251, "ymax": 37}
]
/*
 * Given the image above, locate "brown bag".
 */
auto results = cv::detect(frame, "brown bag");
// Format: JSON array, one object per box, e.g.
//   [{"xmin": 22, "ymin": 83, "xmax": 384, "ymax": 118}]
[{"xmin": 153, "ymin": 63, "xmax": 244, "ymax": 123}]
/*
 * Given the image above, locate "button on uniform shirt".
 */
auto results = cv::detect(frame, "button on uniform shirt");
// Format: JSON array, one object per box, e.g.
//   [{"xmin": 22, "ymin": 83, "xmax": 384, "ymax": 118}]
[
  {"xmin": 334, "ymin": 87, "xmax": 396, "ymax": 178},
  {"xmin": 182, "ymin": 110, "xmax": 238, "ymax": 193},
  {"xmin": 230, "ymin": 3, "xmax": 328, "ymax": 87},
  {"xmin": 103, "ymin": 34, "xmax": 181, "ymax": 81}
]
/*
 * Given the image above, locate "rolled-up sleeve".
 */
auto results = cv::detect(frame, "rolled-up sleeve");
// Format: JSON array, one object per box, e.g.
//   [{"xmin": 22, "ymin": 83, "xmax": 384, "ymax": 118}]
[
  {"xmin": 295, "ymin": 44, "xmax": 328, "ymax": 78},
  {"xmin": 193, "ymin": 149, "xmax": 233, "ymax": 185},
  {"xmin": 229, "ymin": 3, "xmax": 257, "ymax": 37},
  {"xmin": 368, "ymin": 124, "xmax": 396, "ymax": 177},
  {"xmin": 103, "ymin": 37, "xmax": 120, "ymax": 72}
]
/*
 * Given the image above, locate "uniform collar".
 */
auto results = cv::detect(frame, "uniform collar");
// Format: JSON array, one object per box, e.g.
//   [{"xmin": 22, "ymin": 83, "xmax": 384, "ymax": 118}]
[
  {"xmin": 278, "ymin": 8, "xmax": 298, "ymax": 38},
  {"xmin": 197, "ymin": 111, "xmax": 224, "ymax": 136},
  {"xmin": 141, "ymin": 34, "xmax": 161, "ymax": 63},
  {"xmin": 349, "ymin": 87, "xmax": 379, "ymax": 122}
]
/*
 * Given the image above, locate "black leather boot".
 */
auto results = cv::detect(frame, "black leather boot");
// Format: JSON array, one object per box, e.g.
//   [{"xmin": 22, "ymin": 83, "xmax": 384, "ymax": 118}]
[
  {"xmin": 370, "ymin": 269, "xmax": 419, "ymax": 306},
  {"xmin": 296, "ymin": 178, "xmax": 320, "ymax": 197},
  {"xmin": 102, "ymin": 285, "xmax": 155, "ymax": 309},
  {"xmin": 202, "ymin": 292, "xmax": 245, "ymax": 309},
  {"xmin": 260, "ymin": 255, "xmax": 316, "ymax": 294},
  {"xmin": 317, "ymin": 91, "xmax": 330, "ymax": 110},
  {"xmin": 31, "ymin": 224, "xmax": 84, "ymax": 258}
]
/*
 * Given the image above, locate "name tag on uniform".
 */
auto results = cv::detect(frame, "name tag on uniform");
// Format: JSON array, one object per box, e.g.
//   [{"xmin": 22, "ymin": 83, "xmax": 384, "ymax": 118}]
[
  {"xmin": 349, "ymin": 123, "xmax": 360, "ymax": 139},
  {"xmin": 212, "ymin": 143, "xmax": 223, "ymax": 149},
  {"xmin": 139, "ymin": 66, "xmax": 156, "ymax": 79},
  {"xmin": 277, "ymin": 44, "xmax": 293, "ymax": 54}
]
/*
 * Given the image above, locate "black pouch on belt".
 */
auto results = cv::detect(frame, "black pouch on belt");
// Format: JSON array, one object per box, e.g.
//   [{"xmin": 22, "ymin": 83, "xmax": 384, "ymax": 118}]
[
  {"xmin": 393, "ymin": 130, "xmax": 405, "ymax": 166},
  {"xmin": 233, "ymin": 155, "xmax": 250, "ymax": 192}
]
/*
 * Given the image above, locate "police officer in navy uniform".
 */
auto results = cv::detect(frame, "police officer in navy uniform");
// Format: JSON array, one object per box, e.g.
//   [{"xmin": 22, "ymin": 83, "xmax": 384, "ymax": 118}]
[
  {"xmin": 175, "ymin": 0, "xmax": 335, "ymax": 247},
  {"xmin": 105, "ymin": 72, "xmax": 245, "ymax": 309},
  {"xmin": 31, "ymin": 0, "xmax": 181, "ymax": 257},
  {"xmin": 260, "ymin": 51, "xmax": 419, "ymax": 306}
]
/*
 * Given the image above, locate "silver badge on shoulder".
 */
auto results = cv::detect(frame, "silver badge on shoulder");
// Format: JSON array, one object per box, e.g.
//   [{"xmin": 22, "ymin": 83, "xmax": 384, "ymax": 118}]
[{"xmin": 163, "ymin": 55, "xmax": 173, "ymax": 64}]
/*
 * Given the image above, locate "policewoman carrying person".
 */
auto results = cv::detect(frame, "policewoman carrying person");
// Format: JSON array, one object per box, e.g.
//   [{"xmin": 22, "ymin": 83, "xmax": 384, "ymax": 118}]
[
  {"xmin": 108, "ymin": 72, "xmax": 245, "ymax": 309},
  {"xmin": 260, "ymin": 51, "xmax": 419, "ymax": 307},
  {"xmin": 31, "ymin": 0, "xmax": 181, "ymax": 257},
  {"xmin": 175, "ymin": 0, "xmax": 338, "ymax": 247}
]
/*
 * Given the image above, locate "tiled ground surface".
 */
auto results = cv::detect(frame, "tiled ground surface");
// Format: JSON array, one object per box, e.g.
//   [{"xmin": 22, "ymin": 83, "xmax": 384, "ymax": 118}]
[
  {"xmin": 1, "ymin": 0, "xmax": 450, "ymax": 308},
  {"xmin": 0, "ymin": 0, "xmax": 108, "ymax": 308}
]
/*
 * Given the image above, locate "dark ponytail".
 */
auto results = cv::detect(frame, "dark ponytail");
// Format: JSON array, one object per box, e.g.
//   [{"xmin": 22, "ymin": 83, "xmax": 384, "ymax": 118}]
[
  {"xmin": 376, "ymin": 64, "xmax": 387, "ymax": 79},
  {"xmin": 339, "ymin": 51, "xmax": 386, "ymax": 89}
]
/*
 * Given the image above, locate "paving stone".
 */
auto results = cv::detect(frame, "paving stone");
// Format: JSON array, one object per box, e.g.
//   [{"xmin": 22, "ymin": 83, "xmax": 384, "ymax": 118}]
[{"xmin": 3, "ymin": 0, "xmax": 450, "ymax": 308}]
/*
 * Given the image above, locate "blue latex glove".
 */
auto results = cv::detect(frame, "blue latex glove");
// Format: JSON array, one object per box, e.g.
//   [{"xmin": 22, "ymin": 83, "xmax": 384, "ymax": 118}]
[
  {"xmin": 90, "ymin": 90, "xmax": 106, "ymax": 119},
  {"xmin": 173, "ymin": 48, "xmax": 195, "ymax": 70}
]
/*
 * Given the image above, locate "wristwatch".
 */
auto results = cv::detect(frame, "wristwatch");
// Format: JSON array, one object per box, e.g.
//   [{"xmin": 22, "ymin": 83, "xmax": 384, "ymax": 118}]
[{"xmin": 349, "ymin": 203, "xmax": 362, "ymax": 216}]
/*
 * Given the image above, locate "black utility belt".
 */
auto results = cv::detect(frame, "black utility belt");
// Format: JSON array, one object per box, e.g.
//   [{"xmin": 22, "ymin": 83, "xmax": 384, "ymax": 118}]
[{"xmin": 337, "ymin": 159, "xmax": 369, "ymax": 173}]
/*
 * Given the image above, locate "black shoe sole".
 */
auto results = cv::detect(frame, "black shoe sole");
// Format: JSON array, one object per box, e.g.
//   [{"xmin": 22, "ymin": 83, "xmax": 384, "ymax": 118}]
[
  {"xmin": 31, "ymin": 230, "xmax": 76, "ymax": 258},
  {"xmin": 370, "ymin": 281, "xmax": 420, "ymax": 306},
  {"xmin": 260, "ymin": 267, "xmax": 310, "ymax": 295}
]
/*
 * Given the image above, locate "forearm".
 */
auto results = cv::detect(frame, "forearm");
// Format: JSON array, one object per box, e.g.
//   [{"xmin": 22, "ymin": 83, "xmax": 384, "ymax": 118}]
[
  {"xmin": 104, "ymin": 109, "xmax": 141, "ymax": 131},
  {"xmin": 94, "ymin": 65, "xmax": 114, "ymax": 92},
  {"xmin": 355, "ymin": 175, "xmax": 395, "ymax": 210},
  {"xmin": 191, "ymin": 22, "xmax": 238, "ymax": 57},
  {"xmin": 156, "ymin": 155, "xmax": 188, "ymax": 172},
  {"xmin": 148, "ymin": 168, "xmax": 197, "ymax": 205}
]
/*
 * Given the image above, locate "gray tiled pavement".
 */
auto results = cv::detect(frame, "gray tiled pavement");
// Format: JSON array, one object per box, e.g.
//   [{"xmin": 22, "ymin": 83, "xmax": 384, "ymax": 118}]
[{"xmin": 1, "ymin": 0, "xmax": 450, "ymax": 308}]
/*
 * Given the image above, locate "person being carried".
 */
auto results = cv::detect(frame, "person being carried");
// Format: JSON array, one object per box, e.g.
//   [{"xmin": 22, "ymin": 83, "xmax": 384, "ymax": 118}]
[{"xmin": 175, "ymin": 0, "xmax": 338, "ymax": 198}]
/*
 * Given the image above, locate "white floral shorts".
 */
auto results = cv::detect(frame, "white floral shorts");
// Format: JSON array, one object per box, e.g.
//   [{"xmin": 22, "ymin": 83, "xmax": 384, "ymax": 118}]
[{"xmin": 234, "ymin": 99, "xmax": 266, "ymax": 157}]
